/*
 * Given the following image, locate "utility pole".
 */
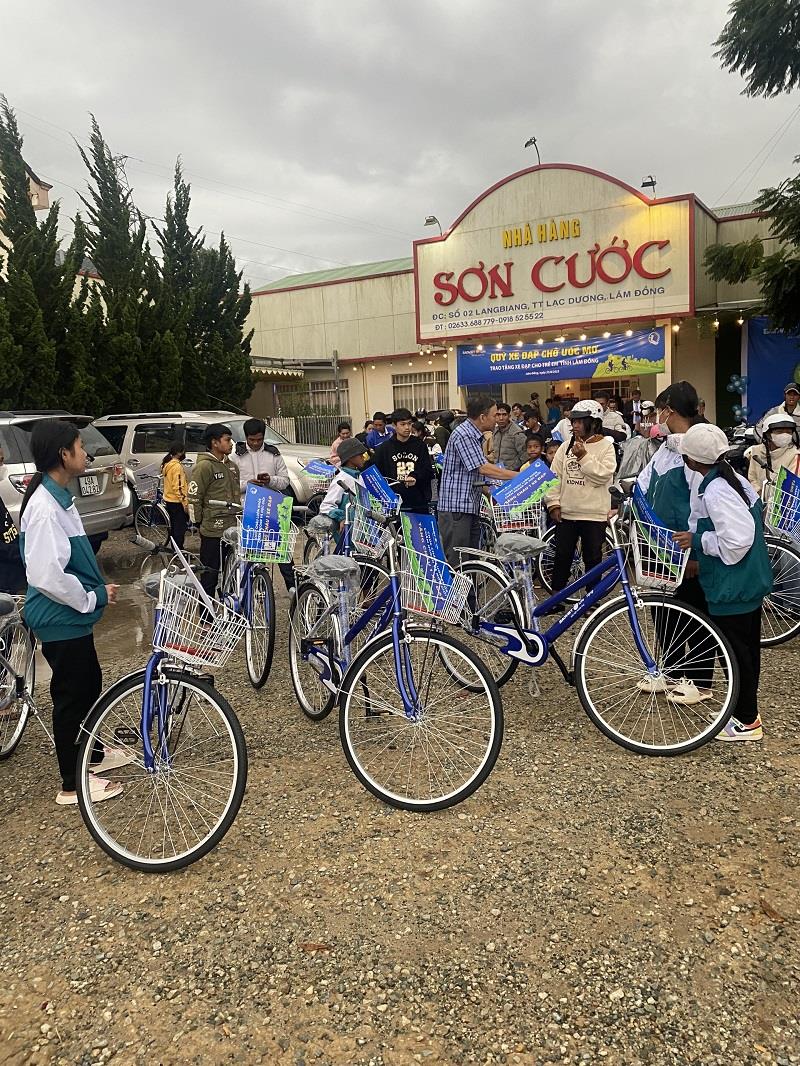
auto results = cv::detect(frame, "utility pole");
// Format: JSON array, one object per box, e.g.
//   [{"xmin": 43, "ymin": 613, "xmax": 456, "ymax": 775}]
[{"xmin": 332, "ymin": 348, "xmax": 341, "ymax": 412}]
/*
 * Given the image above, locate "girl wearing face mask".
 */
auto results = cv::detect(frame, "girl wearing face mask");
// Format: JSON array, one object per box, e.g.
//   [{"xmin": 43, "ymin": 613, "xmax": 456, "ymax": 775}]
[{"xmin": 747, "ymin": 414, "xmax": 800, "ymax": 495}]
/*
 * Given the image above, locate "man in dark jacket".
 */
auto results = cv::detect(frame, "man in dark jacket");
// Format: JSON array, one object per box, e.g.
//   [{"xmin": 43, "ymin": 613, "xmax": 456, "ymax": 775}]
[
  {"xmin": 187, "ymin": 423, "xmax": 240, "ymax": 597},
  {"xmin": 493, "ymin": 403, "xmax": 528, "ymax": 470},
  {"xmin": 372, "ymin": 408, "xmax": 435, "ymax": 513}
]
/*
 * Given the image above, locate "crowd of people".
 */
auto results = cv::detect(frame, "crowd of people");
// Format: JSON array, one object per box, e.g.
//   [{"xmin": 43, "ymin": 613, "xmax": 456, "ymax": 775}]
[{"xmin": 1, "ymin": 377, "xmax": 796, "ymax": 804}]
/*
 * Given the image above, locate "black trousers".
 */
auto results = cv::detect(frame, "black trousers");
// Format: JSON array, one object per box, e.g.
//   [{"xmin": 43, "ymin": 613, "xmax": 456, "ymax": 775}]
[
  {"xmin": 551, "ymin": 519, "xmax": 606, "ymax": 592},
  {"xmin": 661, "ymin": 576, "xmax": 715, "ymax": 689},
  {"xmin": 713, "ymin": 608, "xmax": 762, "ymax": 725},
  {"xmin": 199, "ymin": 535, "xmax": 228, "ymax": 597},
  {"xmin": 165, "ymin": 502, "xmax": 187, "ymax": 551},
  {"xmin": 41, "ymin": 634, "xmax": 103, "ymax": 792},
  {"xmin": 439, "ymin": 511, "xmax": 480, "ymax": 569}
]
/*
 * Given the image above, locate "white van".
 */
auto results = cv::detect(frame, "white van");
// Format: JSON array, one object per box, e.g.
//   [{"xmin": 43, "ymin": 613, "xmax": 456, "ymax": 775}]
[{"xmin": 93, "ymin": 411, "xmax": 331, "ymax": 506}]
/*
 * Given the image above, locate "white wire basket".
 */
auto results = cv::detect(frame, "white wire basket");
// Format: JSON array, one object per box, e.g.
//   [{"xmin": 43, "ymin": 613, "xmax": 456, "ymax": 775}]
[
  {"xmin": 399, "ymin": 547, "xmax": 471, "ymax": 624},
  {"xmin": 490, "ymin": 497, "xmax": 547, "ymax": 535},
  {"xmin": 350, "ymin": 497, "xmax": 394, "ymax": 558},
  {"xmin": 629, "ymin": 516, "xmax": 689, "ymax": 590},
  {"xmin": 762, "ymin": 480, "xmax": 800, "ymax": 541},
  {"xmin": 236, "ymin": 519, "xmax": 300, "ymax": 563},
  {"xmin": 153, "ymin": 575, "xmax": 248, "ymax": 669},
  {"xmin": 137, "ymin": 476, "xmax": 160, "ymax": 503}
]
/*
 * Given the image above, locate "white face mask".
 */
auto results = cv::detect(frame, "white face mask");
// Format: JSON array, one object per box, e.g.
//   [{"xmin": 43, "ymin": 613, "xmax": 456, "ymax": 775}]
[{"xmin": 770, "ymin": 432, "xmax": 794, "ymax": 448}]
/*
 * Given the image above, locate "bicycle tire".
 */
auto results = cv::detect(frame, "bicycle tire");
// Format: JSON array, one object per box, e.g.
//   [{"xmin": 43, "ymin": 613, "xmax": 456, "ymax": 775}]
[
  {"xmin": 76, "ymin": 669, "xmax": 247, "ymax": 872},
  {"xmin": 303, "ymin": 535, "xmax": 324, "ymax": 565},
  {"xmin": 339, "ymin": 627, "xmax": 504, "ymax": 812},
  {"xmin": 761, "ymin": 535, "xmax": 800, "ymax": 647},
  {"xmin": 289, "ymin": 580, "xmax": 341, "ymax": 721},
  {"xmin": 134, "ymin": 502, "xmax": 171, "ymax": 548},
  {"xmin": 536, "ymin": 526, "xmax": 615, "ymax": 602},
  {"xmin": 445, "ymin": 558, "xmax": 521, "ymax": 689},
  {"xmin": 572, "ymin": 593, "xmax": 738, "ymax": 756},
  {"xmin": 305, "ymin": 492, "xmax": 326, "ymax": 520},
  {"xmin": 0, "ymin": 622, "xmax": 35, "ymax": 760},
  {"xmin": 245, "ymin": 568, "xmax": 276, "ymax": 688}
]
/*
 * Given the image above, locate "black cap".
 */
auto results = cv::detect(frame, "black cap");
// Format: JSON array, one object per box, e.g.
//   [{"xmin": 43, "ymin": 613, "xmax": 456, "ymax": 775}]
[
  {"xmin": 337, "ymin": 437, "xmax": 370, "ymax": 464},
  {"xmin": 783, "ymin": 382, "xmax": 800, "ymax": 395}
]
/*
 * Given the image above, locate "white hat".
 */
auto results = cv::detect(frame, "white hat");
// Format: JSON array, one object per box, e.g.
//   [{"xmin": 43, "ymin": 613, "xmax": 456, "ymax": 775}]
[
  {"xmin": 569, "ymin": 399, "xmax": 603, "ymax": 420},
  {"xmin": 641, "ymin": 400, "xmax": 656, "ymax": 412},
  {"xmin": 680, "ymin": 423, "xmax": 730, "ymax": 464},
  {"xmin": 762, "ymin": 412, "xmax": 797, "ymax": 433}
]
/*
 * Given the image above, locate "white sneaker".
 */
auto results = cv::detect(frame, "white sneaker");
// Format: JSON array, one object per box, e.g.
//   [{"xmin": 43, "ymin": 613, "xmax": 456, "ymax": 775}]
[
  {"xmin": 666, "ymin": 678, "xmax": 712, "ymax": 705},
  {"xmin": 636, "ymin": 674, "xmax": 671, "ymax": 693},
  {"xmin": 90, "ymin": 747, "xmax": 136, "ymax": 774}
]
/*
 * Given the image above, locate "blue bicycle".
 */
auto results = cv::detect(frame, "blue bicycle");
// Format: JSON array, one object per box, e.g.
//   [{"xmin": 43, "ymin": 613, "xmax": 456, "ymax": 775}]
[
  {"xmin": 75, "ymin": 553, "xmax": 249, "ymax": 871},
  {"xmin": 451, "ymin": 498, "xmax": 740, "ymax": 756},
  {"xmin": 289, "ymin": 505, "xmax": 503, "ymax": 811}
]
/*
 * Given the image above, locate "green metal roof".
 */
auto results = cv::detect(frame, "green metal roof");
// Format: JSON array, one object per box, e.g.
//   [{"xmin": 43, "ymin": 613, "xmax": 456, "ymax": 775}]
[
  {"xmin": 715, "ymin": 200, "xmax": 760, "ymax": 218},
  {"xmin": 253, "ymin": 257, "xmax": 413, "ymax": 294}
]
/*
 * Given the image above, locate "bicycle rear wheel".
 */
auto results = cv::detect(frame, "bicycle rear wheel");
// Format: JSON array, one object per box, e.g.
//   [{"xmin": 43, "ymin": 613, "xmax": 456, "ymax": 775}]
[
  {"xmin": 339, "ymin": 628, "xmax": 503, "ymax": 812},
  {"xmin": 761, "ymin": 536, "xmax": 800, "ymax": 647},
  {"xmin": 76, "ymin": 669, "xmax": 247, "ymax": 872},
  {"xmin": 536, "ymin": 526, "xmax": 614, "ymax": 601},
  {"xmin": 245, "ymin": 568, "xmax": 275, "ymax": 688},
  {"xmin": 0, "ymin": 622, "xmax": 34, "ymax": 760},
  {"xmin": 573, "ymin": 593, "xmax": 738, "ymax": 756},
  {"xmin": 134, "ymin": 502, "xmax": 171, "ymax": 548},
  {"xmin": 289, "ymin": 581, "xmax": 341, "ymax": 721}
]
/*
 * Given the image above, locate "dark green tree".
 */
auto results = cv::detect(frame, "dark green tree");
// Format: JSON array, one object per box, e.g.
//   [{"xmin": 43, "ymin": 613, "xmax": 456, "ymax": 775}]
[
  {"xmin": 714, "ymin": 0, "xmax": 800, "ymax": 98},
  {"xmin": 5, "ymin": 268, "xmax": 58, "ymax": 407},
  {"xmin": 704, "ymin": 3, "xmax": 800, "ymax": 333},
  {"xmin": 0, "ymin": 298, "xmax": 24, "ymax": 407}
]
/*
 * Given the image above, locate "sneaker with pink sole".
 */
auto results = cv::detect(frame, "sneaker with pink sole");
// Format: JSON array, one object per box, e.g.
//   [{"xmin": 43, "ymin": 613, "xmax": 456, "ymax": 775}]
[{"xmin": 715, "ymin": 716, "xmax": 763, "ymax": 742}]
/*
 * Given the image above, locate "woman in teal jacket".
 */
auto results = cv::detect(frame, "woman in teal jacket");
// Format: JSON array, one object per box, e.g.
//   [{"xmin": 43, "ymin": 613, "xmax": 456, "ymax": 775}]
[
  {"xmin": 19, "ymin": 421, "xmax": 127, "ymax": 805},
  {"xmin": 672, "ymin": 424, "xmax": 773, "ymax": 742}
]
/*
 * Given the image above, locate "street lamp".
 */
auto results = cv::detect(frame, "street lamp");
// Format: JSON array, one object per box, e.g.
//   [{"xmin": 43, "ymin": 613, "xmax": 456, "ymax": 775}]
[
  {"xmin": 524, "ymin": 136, "xmax": 541, "ymax": 165},
  {"xmin": 641, "ymin": 175, "xmax": 657, "ymax": 196},
  {"xmin": 424, "ymin": 215, "xmax": 442, "ymax": 235}
]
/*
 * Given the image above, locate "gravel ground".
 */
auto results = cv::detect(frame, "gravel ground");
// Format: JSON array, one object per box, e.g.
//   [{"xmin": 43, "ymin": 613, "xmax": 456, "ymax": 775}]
[{"xmin": 0, "ymin": 531, "xmax": 798, "ymax": 1065}]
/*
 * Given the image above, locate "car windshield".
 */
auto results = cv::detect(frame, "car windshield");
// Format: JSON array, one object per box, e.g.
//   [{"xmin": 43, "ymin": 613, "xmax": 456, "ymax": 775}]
[
  {"xmin": 12, "ymin": 419, "xmax": 118, "ymax": 461},
  {"xmin": 225, "ymin": 419, "xmax": 290, "ymax": 446}
]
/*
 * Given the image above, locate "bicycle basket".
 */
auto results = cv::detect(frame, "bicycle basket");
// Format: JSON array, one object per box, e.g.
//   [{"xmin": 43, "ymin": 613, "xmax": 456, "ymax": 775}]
[
  {"xmin": 153, "ymin": 574, "xmax": 248, "ymax": 669},
  {"xmin": 137, "ymin": 477, "xmax": 160, "ymax": 503},
  {"xmin": 629, "ymin": 512, "xmax": 689, "ymax": 590},
  {"xmin": 236, "ymin": 518, "xmax": 300, "ymax": 563},
  {"xmin": 350, "ymin": 497, "xmax": 393, "ymax": 558},
  {"xmin": 399, "ymin": 547, "xmax": 471, "ymax": 624},
  {"xmin": 762, "ymin": 480, "xmax": 800, "ymax": 541},
  {"xmin": 490, "ymin": 497, "xmax": 546, "ymax": 535}
]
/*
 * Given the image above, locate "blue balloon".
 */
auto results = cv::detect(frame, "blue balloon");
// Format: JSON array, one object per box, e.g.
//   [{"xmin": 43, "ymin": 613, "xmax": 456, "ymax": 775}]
[
  {"xmin": 729, "ymin": 374, "xmax": 740, "ymax": 385},
  {"xmin": 739, "ymin": 375, "xmax": 748, "ymax": 388},
  {"xmin": 740, "ymin": 405, "xmax": 751, "ymax": 418},
  {"xmin": 726, "ymin": 383, "xmax": 736, "ymax": 392}
]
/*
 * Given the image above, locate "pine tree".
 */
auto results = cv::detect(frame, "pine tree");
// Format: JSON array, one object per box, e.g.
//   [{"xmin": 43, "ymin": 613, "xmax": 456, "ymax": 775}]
[
  {"xmin": 5, "ymin": 269, "xmax": 57, "ymax": 407},
  {"xmin": 0, "ymin": 299, "xmax": 24, "ymax": 407}
]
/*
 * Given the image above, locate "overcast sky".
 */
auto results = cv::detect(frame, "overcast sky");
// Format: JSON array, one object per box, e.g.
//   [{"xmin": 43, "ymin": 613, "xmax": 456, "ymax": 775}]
[{"xmin": 3, "ymin": 0, "xmax": 799, "ymax": 291}]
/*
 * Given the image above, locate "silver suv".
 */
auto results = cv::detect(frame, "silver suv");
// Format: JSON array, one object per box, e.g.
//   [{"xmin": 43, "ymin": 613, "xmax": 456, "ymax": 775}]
[
  {"xmin": 0, "ymin": 411, "xmax": 131, "ymax": 550},
  {"xmin": 93, "ymin": 410, "xmax": 333, "ymax": 505}
]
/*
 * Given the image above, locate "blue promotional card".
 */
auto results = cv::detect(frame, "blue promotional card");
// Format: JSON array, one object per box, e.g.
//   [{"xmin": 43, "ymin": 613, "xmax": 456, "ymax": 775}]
[
  {"xmin": 491, "ymin": 459, "xmax": 558, "ymax": 514},
  {"xmin": 632, "ymin": 484, "xmax": 683, "ymax": 578},
  {"xmin": 359, "ymin": 465, "xmax": 401, "ymax": 513},
  {"xmin": 400, "ymin": 512, "xmax": 453, "ymax": 614},
  {"xmin": 771, "ymin": 467, "xmax": 800, "ymax": 535},
  {"xmin": 241, "ymin": 484, "xmax": 293, "ymax": 561},
  {"xmin": 304, "ymin": 459, "xmax": 337, "ymax": 480}
]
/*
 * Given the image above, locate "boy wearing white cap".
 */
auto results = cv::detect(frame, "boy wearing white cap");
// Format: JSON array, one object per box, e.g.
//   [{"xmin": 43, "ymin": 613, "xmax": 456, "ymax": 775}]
[{"xmin": 672, "ymin": 423, "xmax": 773, "ymax": 741}]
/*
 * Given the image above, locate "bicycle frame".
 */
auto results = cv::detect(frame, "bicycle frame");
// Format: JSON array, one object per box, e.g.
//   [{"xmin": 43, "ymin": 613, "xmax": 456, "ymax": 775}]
[{"xmin": 474, "ymin": 534, "xmax": 657, "ymax": 673}]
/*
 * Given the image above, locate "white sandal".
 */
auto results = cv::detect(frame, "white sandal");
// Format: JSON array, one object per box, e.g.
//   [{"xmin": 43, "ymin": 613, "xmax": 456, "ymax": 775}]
[{"xmin": 56, "ymin": 777, "xmax": 123, "ymax": 806}]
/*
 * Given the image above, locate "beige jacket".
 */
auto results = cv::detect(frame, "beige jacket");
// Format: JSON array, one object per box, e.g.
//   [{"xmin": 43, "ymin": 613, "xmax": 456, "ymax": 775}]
[{"xmin": 546, "ymin": 436, "xmax": 616, "ymax": 522}]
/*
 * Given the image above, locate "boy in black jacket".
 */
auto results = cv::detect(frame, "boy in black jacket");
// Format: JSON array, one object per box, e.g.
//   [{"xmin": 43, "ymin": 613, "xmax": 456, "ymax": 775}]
[{"xmin": 372, "ymin": 408, "xmax": 434, "ymax": 514}]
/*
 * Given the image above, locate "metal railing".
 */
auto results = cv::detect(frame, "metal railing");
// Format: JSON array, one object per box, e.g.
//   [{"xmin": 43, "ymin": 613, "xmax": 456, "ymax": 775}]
[{"xmin": 267, "ymin": 413, "xmax": 352, "ymax": 446}]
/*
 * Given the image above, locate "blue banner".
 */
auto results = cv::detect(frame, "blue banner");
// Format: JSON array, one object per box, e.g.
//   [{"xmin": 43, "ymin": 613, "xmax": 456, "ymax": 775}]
[
  {"xmin": 359, "ymin": 465, "xmax": 401, "ymax": 513},
  {"xmin": 242, "ymin": 485, "xmax": 294, "ymax": 561},
  {"xmin": 400, "ymin": 512, "xmax": 454, "ymax": 614},
  {"xmin": 769, "ymin": 467, "xmax": 800, "ymax": 537},
  {"xmin": 746, "ymin": 317, "xmax": 800, "ymax": 422},
  {"xmin": 491, "ymin": 458, "xmax": 558, "ymax": 512},
  {"xmin": 304, "ymin": 459, "xmax": 337, "ymax": 480},
  {"xmin": 457, "ymin": 327, "xmax": 665, "ymax": 385}
]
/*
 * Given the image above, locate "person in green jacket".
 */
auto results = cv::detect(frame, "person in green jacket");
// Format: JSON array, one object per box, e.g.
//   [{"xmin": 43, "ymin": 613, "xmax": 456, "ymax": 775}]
[
  {"xmin": 672, "ymin": 423, "xmax": 773, "ymax": 741},
  {"xmin": 187, "ymin": 423, "xmax": 241, "ymax": 598}
]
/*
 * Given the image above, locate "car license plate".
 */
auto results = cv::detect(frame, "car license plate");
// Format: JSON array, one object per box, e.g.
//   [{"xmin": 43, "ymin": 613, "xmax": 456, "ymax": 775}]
[{"xmin": 79, "ymin": 475, "xmax": 101, "ymax": 497}]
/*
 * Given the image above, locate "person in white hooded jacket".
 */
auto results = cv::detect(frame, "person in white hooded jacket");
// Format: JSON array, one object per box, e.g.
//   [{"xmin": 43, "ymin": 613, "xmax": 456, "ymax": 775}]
[{"xmin": 747, "ymin": 412, "xmax": 800, "ymax": 496}]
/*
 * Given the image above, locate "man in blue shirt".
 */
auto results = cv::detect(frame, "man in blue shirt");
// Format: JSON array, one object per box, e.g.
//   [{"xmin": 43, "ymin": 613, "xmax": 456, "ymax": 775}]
[
  {"xmin": 438, "ymin": 396, "xmax": 516, "ymax": 566},
  {"xmin": 365, "ymin": 412, "xmax": 394, "ymax": 450}
]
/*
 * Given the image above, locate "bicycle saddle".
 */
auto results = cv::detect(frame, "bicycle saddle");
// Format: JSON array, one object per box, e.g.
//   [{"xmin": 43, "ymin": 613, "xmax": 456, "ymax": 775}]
[
  {"xmin": 222, "ymin": 527, "xmax": 240, "ymax": 546},
  {"xmin": 310, "ymin": 555, "xmax": 360, "ymax": 583},
  {"xmin": 0, "ymin": 594, "xmax": 17, "ymax": 617},
  {"xmin": 308, "ymin": 514, "xmax": 335, "ymax": 533},
  {"xmin": 494, "ymin": 533, "xmax": 547, "ymax": 558}
]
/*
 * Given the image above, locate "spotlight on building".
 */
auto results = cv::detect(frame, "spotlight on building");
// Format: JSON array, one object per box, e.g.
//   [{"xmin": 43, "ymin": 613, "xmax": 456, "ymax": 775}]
[
  {"xmin": 625, "ymin": 329, "xmax": 633, "ymax": 337},
  {"xmin": 424, "ymin": 215, "xmax": 442, "ymax": 235},
  {"xmin": 602, "ymin": 331, "xmax": 610, "ymax": 339},
  {"xmin": 641, "ymin": 175, "xmax": 657, "ymax": 195}
]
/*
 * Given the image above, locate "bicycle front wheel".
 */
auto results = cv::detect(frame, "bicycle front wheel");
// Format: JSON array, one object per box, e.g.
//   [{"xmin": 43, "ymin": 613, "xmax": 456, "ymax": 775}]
[
  {"xmin": 134, "ymin": 502, "xmax": 171, "ymax": 548},
  {"xmin": 339, "ymin": 628, "xmax": 503, "ymax": 812},
  {"xmin": 0, "ymin": 622, "xmax": 34, "ymax": 760},
  {"xmin": 573, "ymin": 593, "xmax": 738, "ymax": 756},
  {"xmin": 245, "ymin": 569, "xmax": 275, "ymax": 688},
  {"xmin": 76, "ymin": 670, "xmax": 248, "ymax": 872},
  {"xmin": 448, "ymin": 559, "xmax": 520, "ymax": 689},
  {"xmin": 761, "ymin": 536, "xmax": 800, "ymax": 647},
  {"xmin": 289, "ymin": 581, "xmax": 341, "ymax": 721}
]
